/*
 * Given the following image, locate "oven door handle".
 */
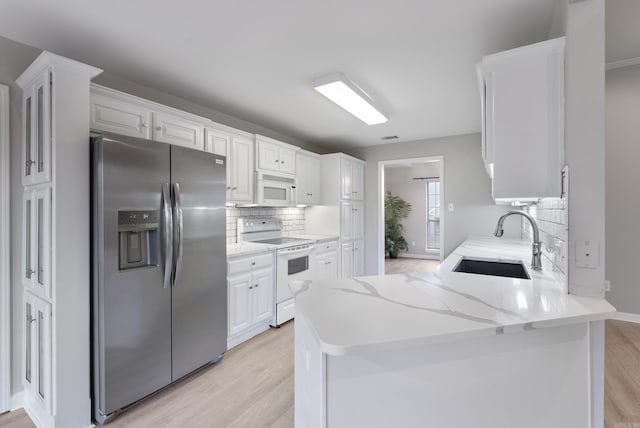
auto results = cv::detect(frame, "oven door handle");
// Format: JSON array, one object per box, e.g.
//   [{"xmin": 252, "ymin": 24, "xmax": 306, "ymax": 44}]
[{"xmin": 278, "ymin": 246, "xmax": 315, "ymax": 256}]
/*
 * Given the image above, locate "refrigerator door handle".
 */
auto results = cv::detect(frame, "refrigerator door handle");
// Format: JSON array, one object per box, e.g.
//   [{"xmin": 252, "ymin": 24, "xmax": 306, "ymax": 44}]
[
  {"xmin": 161, "ymin": 182, "xmax": 174, "ymax": 289},
  {"xmin": 172, "ymin": 183, "xmax": 184, "ymax": 287}
]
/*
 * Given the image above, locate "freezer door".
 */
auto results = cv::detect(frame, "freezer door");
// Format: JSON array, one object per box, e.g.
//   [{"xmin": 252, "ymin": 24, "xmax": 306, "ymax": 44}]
[
  {"xmin": 93, "ymin": 133, "xmax": 172, "ymax": 415},
  {"xmin": 170, "ymin": 145, "xmax": 228, "ymax": 380}
]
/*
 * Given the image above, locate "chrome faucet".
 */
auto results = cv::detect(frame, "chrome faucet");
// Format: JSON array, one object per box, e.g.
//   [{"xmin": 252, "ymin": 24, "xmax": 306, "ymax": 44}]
[{"xmin": 494, "ymin": 210, "xmax": 543, "ymax": 271}]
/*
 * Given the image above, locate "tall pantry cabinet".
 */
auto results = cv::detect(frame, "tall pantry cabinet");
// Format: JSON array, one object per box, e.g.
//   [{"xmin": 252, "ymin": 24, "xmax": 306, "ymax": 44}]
[
  {"xmin": 16, "ymin": 51, "xmax": 101, "ymax": 428},
  {"xmin": 306, "ymin": 153, "xmax": 365, "ymax": 277}
]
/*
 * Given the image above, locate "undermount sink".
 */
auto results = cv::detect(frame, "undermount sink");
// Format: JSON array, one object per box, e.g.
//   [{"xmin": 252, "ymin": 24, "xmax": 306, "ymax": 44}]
[{"xmin": 452, "ymin": 257, "xmax": 530, "ymax": 280}]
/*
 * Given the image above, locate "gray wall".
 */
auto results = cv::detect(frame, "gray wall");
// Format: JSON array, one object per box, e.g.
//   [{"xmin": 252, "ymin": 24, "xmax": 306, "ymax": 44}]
[
  {"xmin": 605, "ymin": 64, "xmax": 640, "ymax": 313},
  {"xmin": 384, "ymin": 162, "xmax": 441, "ymax": 256},
  {"xmin": 349, "ymin": 133, "xmax": 519, "ymax": 275},
  {"xmin": 0, "ymin": 35, "xmax": 41, "ymax": 399}
]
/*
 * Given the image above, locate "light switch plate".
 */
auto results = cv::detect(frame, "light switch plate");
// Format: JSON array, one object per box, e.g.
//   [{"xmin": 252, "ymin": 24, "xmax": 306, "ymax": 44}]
[
  {"xmin": 448, "ymin": 203, "xmax": 454, "ymax": 212},
  {"xmin": 575, "ymin": 240, "xmax": 599, "ymax": 269}
]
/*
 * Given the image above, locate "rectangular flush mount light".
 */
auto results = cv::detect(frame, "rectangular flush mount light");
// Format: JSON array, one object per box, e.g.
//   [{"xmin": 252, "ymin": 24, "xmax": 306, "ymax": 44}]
[{"xmin": 313, "ymin": 73, "xmax": 387, "ymax": 125}]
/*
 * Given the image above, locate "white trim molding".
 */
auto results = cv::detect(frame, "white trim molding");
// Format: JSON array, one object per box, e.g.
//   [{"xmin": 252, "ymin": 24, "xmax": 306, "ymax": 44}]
[
  {"xmin": 0, "ymin": 84, "xmax": 11, "ymax": 414},
  {"xmin": 606, "ymin": 56, "xmax": 640, "ymax": 71},
  {"xmin": 609, "ymin": 312, "xmax": 640, "ymax": 324}
]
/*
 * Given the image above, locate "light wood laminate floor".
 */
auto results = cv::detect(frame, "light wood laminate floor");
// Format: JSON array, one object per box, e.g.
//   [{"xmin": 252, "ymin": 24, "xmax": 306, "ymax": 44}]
[
  {"xmin": 0, "ymin": 322, "xmax": 294, "ymax": 428},
  {"xmin": 3, "ymin": 318, "xmax": 640, "ymax": 427},
  {"xmin": 605, "ymin": 319, "xmax": 640, "ymax": 427},
  {"xmin": 384, "ymin": 257, "xmax": 440, "ymax": 274}
]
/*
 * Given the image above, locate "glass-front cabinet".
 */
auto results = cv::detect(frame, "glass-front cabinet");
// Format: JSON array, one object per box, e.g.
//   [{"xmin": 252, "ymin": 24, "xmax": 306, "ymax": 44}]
[
  {"xmin": 22, "ymin": 69, "xmax": 52, "ymax": 186},
  {"xmin": 22, "ymin": 292, "xmax": 52, "ymax": 412},
  {"xmin": 22, "ymin": 186, "xmax": 51, "ymax": 299}
]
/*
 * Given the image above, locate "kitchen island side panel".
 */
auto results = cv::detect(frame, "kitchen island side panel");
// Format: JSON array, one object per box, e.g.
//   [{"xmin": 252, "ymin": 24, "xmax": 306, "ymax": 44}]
[{"xmin": 325, "ymin": 322, "xmax": 591, "ymax": 428}]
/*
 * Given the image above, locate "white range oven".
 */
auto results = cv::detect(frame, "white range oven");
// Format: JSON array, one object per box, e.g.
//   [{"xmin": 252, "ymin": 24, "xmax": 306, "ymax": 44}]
[{"xmin": 237, "ymin": 217, "xmax": 314, "ymax": 326}]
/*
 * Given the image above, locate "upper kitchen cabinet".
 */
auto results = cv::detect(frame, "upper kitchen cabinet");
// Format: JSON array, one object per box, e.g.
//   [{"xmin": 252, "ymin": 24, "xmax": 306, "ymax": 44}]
[
  {"xmin": 295, "ymin": 150, "xmax": 321, "ymax": 205},
  {"xmin": 319, "ymin": 153, "xmax": 366, "ymax": 205},
  {"xmin": 152, "ymin": 111, "xmax": 204, "ymax": 150},
  {"xmin": 21, "ymin": 68, "xmax": 52, "ymax": 186},
  {"xmin": 256, "ymin": 135, "xmax": 298, "ymax": 176},
  {"xmin": 90, "ymin": 86, "xmax": 153, "ymax": 139},
  {"xmin": 477, "ymin": 37, "xmax": 565, "ymax": 203},
  {"xmin": 340, "ymin": 158, "xmax": 364, "ymax": 201},
  {"xmin": 205, "ymin": 124, "xmax": 254, "ymax": 203},
  {"xmin": 91, "ymin": 85, "xmax": 205, "ymax": 150}
]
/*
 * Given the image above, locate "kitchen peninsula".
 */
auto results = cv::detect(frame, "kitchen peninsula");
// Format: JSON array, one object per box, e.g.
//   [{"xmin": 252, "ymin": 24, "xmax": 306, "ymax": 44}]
[{"xmin": 292, "ymin": 237, "xmax": 615, "ymax": 427}]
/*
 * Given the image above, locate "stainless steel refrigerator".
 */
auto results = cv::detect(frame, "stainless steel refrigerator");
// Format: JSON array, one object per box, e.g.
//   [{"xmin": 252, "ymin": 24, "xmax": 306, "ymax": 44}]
[{"xmin": 91, "ymin": 132, "xmax": 227, "ymax": 424}]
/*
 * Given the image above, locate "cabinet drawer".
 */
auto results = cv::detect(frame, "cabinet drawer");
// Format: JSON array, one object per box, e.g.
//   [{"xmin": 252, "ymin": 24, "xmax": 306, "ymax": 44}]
[
  {"xmin": 228, "ymin": 252, "xmax": 273, "ymax": 275},
  {"xmin": 316, "ymin": 240, "xmax": 338, "ymax": 254}
]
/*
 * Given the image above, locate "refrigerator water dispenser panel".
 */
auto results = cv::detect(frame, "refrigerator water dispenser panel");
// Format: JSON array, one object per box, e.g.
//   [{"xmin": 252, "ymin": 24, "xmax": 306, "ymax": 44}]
[{"xmin": 118, "ymin": 210, "xmax": 159, "ymax": 270}]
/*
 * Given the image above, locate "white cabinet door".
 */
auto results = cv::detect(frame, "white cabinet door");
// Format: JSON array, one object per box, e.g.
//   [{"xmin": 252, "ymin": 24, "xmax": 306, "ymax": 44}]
[
  {"xmin": 315, "ymin": 253, "xmax": 328, "ymax": 280},
  {"xmin": 340, "ymin": 201, "xmax": 353, "ymax": 241},
  {"xmin": 341, "ymin": 242, "xmax": 354, "ymax": 278},
  {"xmin": 340, "ymin": 158, "xmax": 353, "ymax": 200},
  {"xmin": 230, "ymin": 135, "xmax": 254, "ymax": 203},
  {"xmin": 257, "ymin": 140, "xmax": 280, "ymax": 173},
  {"xmin": 22, "ymin": 293, "xmax": 51, "ymax": 412},
  {"xmin": 23, "ymin": 71, "xmax": 52, "ymax": 186},
  {"xmin": 326, "ymin": 251, "xmax": 339, "ymax": 280},
  {"xmin": 228, "ymin": 273, "xmax": 253, "ymax": 337},
  {"xmin": 22, "ymin": 186, "xmax": 52, "ymax": 300},
  {"xmin": 204, "ymin": 127, "xmax": 230, "ymax": 157},
  {"xmin": 252, "ymin": 267, "xmax": 274, "ymax": 324},
  {"xmin": 33, "ymin": 297, "xmax": 52, "ymax": 412},
  {"xmin": 352, "ymin": 201, "xmax": 364, "ymax": 240},
  {"xmin": 353, "ymin": 239, "xmax": 364, "ymax": 277},
  {"xmin": 153, "ymin": 111, "xmax": 204, "ymax": 150},
  {"xmin": 23, "ymin": 293, "xmax": 35, "ymax": 394},
  {"xmin": 278, "ymin": 146, "xmax": 296, "ymax": 175},
  {"xmin": 352, "ymin": 162, "xmax": 364, "ymax": 201},
  {"xmin": 296, "ymin": 151, "xmax": 321, "ymax": 205},
  {"xmin": 90, "ymin": 92, "xmax": 152, "ymax": 139}
]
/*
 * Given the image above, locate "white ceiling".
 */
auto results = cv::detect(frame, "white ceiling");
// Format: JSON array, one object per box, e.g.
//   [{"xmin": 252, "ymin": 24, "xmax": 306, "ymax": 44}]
[
  {"xmin": 606, "ymin": 0, "xmax": 640, "ymax": 64},
  {"xmin": 0, "ymin": 0, "xmax": 558, "ymax": 150}
]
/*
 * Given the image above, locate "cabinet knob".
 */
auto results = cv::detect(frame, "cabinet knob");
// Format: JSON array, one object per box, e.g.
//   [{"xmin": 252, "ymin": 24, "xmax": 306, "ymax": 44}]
[
  {"xmin": 227, "ymin": 186, "xmax": 231, "ymax": 190},
  {"xmin": 251, "ymin": 262, "xmax": 256, "ymax": 266},
  {"xmin": 233, "ymin": 186, "xmax": 237, "ymax": 190},
  {"xmin": 141, "ymin": 123, "xmax": 148, "ymax": 128},
  {"xmin": 255, "ymin": 284, "xmax": 259, "ymax": 288},
  {"xmin": 156, "ymin": 126, "xmax": 162, "ymax": 131},
  {"xmin": 275, "ymin": 159, "xmax": 279, "ymax": 163},
  {"xmin": 249, "ymin": 286, "xmax": 253, "ymax": 290},
  {"xmin": 281, "ymin": 161, "xmax": 285, "ymax": 164}
]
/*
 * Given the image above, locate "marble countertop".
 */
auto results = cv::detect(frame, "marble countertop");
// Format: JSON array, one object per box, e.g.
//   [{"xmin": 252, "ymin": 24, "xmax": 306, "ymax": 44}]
[
  {"xmin": 294, "ymin": 234, "xmax": 340, "ymax": 243},
  {"xmin": 227, "ymin": 242, "xmax": 275, "ymax": 258},
  {"xmin": 292, "ymin": 237, "xmax": 616, "ymax": 356}
]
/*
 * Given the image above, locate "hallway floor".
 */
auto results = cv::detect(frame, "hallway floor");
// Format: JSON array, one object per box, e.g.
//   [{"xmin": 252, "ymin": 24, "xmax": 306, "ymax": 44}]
[{"xmin": 384, "ymin": 256, "xmax": 440, "ymax": 274}]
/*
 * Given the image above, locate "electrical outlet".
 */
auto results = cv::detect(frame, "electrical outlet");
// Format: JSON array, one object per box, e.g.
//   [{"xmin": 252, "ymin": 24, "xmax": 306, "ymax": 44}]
[
  {"xmin": 604, "ymin": 280, "xmax": 611, "ymax": 292},
  {"xmin": 575, "ymin": 240, "xmax": 599, "ymax": 269},
  {"xmin": 448, "ymin": 203, "xmax": 454, "ymax": 212},
  {"xmin": 411, "ymin": 241, "xmax": 416, "ymax": 247}
]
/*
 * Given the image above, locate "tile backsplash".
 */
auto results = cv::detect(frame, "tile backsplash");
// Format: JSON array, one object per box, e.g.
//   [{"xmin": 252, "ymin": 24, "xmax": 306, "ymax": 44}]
[{"xmin": 226, "ymin": 207, "xmax": 306, "ymax": 245}]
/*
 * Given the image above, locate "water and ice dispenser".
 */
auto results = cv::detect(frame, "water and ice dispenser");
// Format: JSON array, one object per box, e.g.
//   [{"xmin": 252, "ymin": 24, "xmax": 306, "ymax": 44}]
[{"xmin": 117, "ymin": 210, "xmax": 159, "ymax": 270}]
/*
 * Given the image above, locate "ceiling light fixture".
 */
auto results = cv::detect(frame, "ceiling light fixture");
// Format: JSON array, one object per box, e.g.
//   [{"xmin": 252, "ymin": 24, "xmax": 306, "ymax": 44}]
[{"xmin": 313, "ymin": 73, "xmax": 387, "ymax": 125}]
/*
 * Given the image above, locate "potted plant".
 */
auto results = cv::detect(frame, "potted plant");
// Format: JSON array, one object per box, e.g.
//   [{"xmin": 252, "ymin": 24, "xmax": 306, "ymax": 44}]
[{"xmin": 385, "ymin": 191, "xmax": 412, "ymax": 258}]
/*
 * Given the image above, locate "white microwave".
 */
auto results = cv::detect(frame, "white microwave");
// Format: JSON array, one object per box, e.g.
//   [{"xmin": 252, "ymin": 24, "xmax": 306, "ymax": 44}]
[{"xmin": 256, "ymin": 172, "xmax": 297, "ymax": 206}]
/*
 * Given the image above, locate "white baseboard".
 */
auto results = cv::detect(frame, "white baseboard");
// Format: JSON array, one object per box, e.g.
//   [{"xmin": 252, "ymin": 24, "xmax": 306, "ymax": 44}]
[
  {"xmin": 227, "ymin": 322, "xmax": 272, "ymax": 349},
  {"xmin": 395, "ymin": 252, "xmax": 440, "ymax": 261},
  {"xmin": 609, "ymin": 312, "xmax": 640, "ymax": 323},
  {"xmin": 10, "ymin": 391, "xmax": 23, "ymax": 411}
]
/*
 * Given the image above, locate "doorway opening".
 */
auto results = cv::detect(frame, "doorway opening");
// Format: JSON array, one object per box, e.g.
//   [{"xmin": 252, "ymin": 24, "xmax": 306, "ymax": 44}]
[{"xmin": 378, "ymin": 156, "xmax": 444, "ymax": 275}]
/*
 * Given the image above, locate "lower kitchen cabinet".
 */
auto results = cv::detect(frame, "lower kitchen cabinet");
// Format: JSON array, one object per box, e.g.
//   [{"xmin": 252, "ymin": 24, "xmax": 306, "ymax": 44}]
[
  {"xmin": 316, "ymin": 241, "xmax": 339, "ymax": 280},
  {"xmin": 23, "ymin": 292, "xmax": 52, "ymax": 413},
  {"xmin": 227, "ymin": 253, "xmax": 275, "ymax": 348},
  {"xmin": 341, "ymin": 239, "xmax": 364, "ymax": 278}
]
